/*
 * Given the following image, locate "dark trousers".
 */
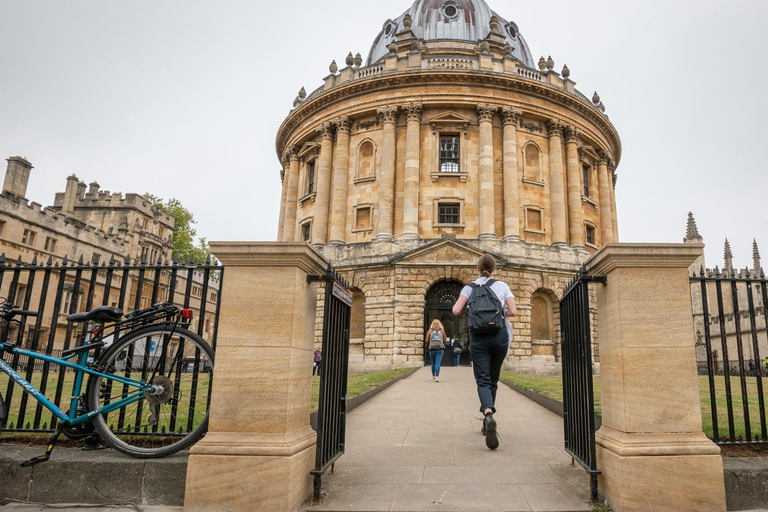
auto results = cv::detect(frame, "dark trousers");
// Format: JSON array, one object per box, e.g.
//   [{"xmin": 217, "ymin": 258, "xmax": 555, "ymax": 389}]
[
  {"xmin": 313, "ymin": 361, "xmax": 322, "ymax": 376},
  {"xmin": 469, "ymin": 330, "xmax": 508, "ymax": 413}
]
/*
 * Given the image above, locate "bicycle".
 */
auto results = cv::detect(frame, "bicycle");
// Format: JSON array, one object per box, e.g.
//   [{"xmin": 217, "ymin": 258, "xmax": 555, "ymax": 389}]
[{"xmin": 0, "ymin": 298, "xmax": 214, "ymax": 466}]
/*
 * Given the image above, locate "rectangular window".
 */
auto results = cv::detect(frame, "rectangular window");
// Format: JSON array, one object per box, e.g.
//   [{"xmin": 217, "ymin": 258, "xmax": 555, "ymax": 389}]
[
  {"xmin": 44, "ymin": 237, "xmax": 57, "ymax": 252},
  {"xmin": 355, "ymin": 207, "xmax": 372, "ymax": 230},
  {"xmin": 306, "ymin": 161, "xmax": 316, "ymax": 195},
  {"xmin": 15, "ymin": 285, "xmax": 27, "ymax": 305},
  {"xmin": 0, "ymin": 220, "xmax": 6, "ymax": 237},
  {"xmin": 527, "ymin": 209, "xmax": 543, "ymax": 232},
  {"xmin": 92, "ymin": 252, "xmax": 101, "ymax": 265},
  {"xmin": 22, "ymin": 229, "xmax": 36, "ymax": 246},
  {"xmin": 583, "ymin": 165, "xmax": 591, "ymax": 197},
  {"xmin": 302, "ymin": 222, "xmax": 311, "ymax": 242},
  {"xmin": 439, "ymin": 135, "xmax": 460, "ymax": 173},
  {"xmin": 586, "ymin": 225, "xmax": 596, "ymax": 246},
  {"xmin": 438, "ymin": 203, "xmax": 461, "ymax": 225}
]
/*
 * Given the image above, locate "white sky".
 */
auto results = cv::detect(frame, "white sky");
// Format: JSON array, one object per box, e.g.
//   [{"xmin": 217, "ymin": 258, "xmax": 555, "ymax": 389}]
[{"xmin": 0, "ymin": 0, "xmax": 765, "ymax": 270}]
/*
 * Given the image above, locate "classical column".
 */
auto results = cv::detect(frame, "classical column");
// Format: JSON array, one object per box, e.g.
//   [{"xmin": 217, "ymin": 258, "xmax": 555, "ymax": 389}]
[
  {"xmin": 328, "ymin": 116, "xmax": 351, "ymax": 245},
  {"xmin": 282, "ymin": 148, "xmax": 300, "ymax": 242},
  {"xmin": 610, "ymin": 164, "xmax": 619, "ymax": 242},
  {"xmin": 311, "ymin": 122, "xmax": 335, "ymax": 245},
  {"xmin": 564, "ymin": 126, "xmax": 584, "ymax": 248},
  {"xmin": 596, "ymin": 150, "xmax": 614, "ymax": 245},
  {"xmin": 375, "ymin": 106, "xmax": 398, "ymax": 241},
  {"xmin": 546, "ymin": 119, "xmax": 567, "ymax": 246},
  {"xmin": 477, "ymin": 103, "xmax": 497, "ymax": 240},
  {"xmin": 501, "ymin": 106, "xmax": 522, "ymax": 241},
  {"xmin": 401, "ymin": 103, "xmax": 422, "ymax": 240},
  {"xmin": 277, "ymin": 165, "xmax": 287, "ymax": 241}
]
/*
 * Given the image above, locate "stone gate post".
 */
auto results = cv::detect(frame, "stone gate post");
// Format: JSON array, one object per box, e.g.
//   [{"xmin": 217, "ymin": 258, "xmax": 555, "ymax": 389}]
[
  {"xmin": 184, "ymin": 242, "xmax": 328, "ymax": 512},
  {"xmin": 585, "ymin": 244, "xmax": 726, "ymax": 512}
]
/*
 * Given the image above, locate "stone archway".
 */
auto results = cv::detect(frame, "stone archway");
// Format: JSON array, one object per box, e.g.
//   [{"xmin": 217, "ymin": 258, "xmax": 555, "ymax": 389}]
[{"xmin": 423, "ymin": 280, "xmax": 468, "ymax": 367}]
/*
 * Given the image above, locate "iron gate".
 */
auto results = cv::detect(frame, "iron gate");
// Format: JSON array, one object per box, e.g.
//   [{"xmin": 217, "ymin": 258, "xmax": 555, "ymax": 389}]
[
  {"xmin": 308, "ymin": 264, "xmax": 351, "ymax": 501},
  {"xmin": 560, "ymin": 266, "xmax": 604, "ymax": 501}
]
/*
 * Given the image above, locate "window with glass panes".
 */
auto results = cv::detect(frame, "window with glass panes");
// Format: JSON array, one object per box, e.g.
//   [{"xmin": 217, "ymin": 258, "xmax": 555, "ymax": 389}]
[
  {"xmin": 306, "ymin": 161, "xmax": 316, "ymax": 194},
  {"xmin": 583, "ymin": 165, "xmax": 591, "ymax": 197},
  {"xmin": 586, "ymin": 225, "xmax": 596, "ymax": 245},
  {"xmin": 438, "ymin": 203, "xmax": 460, "ymax": 225},
  {"xmin": 302, "ymin": 222, "xmax": 311, "ymax": 242},
  {"xmin": 439, "ymin": 135, "xmax": 460, "ymax": 173}
]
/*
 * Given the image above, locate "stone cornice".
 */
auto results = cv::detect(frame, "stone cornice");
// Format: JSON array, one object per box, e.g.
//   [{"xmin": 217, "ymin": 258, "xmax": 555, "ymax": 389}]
[
  {"xmin": 208, "ymin": 242, "xmax": 328, "ymax": 275},
  {"xmin": 585, "ymin": 243, "xmax": 704, "ymax": 276},
  {"xmin": 276, "ymin": 70, "xmax": 622, "ymax": 163}
]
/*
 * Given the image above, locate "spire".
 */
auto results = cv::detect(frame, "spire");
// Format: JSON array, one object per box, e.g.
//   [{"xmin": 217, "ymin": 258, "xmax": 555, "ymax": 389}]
[
  {"xmin": 683, "ymin": 212, "xmax": 703, "ymax": 242},
  {"xmin": 724, "ymin": 239, "xmax": 733, "ymax": 272},
  {"xmin": 754, "ymin": 239, "xmax": 761, "ymax": 273}
]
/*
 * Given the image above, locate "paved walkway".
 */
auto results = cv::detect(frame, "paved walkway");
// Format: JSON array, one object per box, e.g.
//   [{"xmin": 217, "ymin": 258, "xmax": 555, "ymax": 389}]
[{"xmin": 308, "ymin": 366, "xmax": 592, "ymax": 512}]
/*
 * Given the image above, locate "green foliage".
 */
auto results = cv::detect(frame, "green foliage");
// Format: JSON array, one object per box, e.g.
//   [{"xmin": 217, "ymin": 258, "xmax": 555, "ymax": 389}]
[{"xmin": 143, "ymin": 194, "xmax": 211, "ymax": 263}]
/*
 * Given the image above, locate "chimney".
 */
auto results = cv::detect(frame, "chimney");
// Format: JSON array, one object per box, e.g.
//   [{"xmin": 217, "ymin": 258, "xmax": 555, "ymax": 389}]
[
  {"xmin": 88, "ymin": 181, "xmax": 100, "ymax": 197},
  {"xmin": 76, "ymin": 180, "xmax": 87, "ymax": 199},
  {"xmin": 3, "ymin": 156, "xmax": 33, "ymax": 198},
  {"xmin": 61, "ymin": 174, "xmax": 80, "ymax": 214}
]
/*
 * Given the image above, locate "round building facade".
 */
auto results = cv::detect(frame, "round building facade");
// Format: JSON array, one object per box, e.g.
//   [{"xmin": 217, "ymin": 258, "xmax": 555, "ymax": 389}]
[{"xmin": 275, "ymin": 0, "xmax": 621, "ymax": 372}]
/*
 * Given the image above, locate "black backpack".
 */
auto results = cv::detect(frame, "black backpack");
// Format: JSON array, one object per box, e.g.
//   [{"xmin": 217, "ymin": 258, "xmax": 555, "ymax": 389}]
[{"xmin": 467, "ymin": 279, "xmax": 505, "ymax": 334}]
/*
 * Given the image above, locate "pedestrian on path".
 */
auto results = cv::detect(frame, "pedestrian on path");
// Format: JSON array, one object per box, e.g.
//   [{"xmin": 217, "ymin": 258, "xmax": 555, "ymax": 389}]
[
  {"xmin": 453, "ymin": 254, "xmax": 517, "ymax": 450},
  {"xmin": 453, "ymin": 337, "xmax": 463, "ymax": 367},
  {"xmin": 425, "ymin": 319, "xmax": 446, "ymax": 382},
  {"xmin": 313, "ymin": 348, "xmax": 322, "ymax": 376}
]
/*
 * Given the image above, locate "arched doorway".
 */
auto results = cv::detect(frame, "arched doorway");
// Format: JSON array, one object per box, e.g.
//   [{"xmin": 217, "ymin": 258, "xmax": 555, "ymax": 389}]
[{"xmin": 424, "ymin": 280, "xmax": 469, "ymax": 366}]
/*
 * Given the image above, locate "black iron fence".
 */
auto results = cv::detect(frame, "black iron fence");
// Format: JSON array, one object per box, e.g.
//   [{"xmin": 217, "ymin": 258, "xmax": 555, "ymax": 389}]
[
  {"xmin": 308, "ymin": 265, "xmax": 351, "ymax": 501},
  {"xmin": 560, "ymin": 267, "xmax": 604, "ymax": 502},
  {"xmin": 0, "ymin": 253, "xmax": 223, "ymax": 434},
  {"xmin": 691, "ymin": 267, "xmax": 767, "ymax": 445}
]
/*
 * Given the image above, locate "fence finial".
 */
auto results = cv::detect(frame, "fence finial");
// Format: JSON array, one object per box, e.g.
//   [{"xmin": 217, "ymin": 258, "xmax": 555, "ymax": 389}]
[
  {"xmin": 714, "ymin": 265, "xmax": 721, "ymax": 277},
  {"xmin": 30, "ymin": 255, "xmax": 38, "ymax": 266}
]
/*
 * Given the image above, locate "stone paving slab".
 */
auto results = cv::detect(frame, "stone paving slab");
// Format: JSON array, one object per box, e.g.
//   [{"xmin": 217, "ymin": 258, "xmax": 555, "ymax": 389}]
[{"xmin": 308, "ymin": 366, "xmax": 592, "ymax": 512}]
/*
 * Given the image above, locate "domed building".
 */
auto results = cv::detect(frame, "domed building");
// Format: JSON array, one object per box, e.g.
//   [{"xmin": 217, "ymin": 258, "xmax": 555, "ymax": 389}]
[{"xmin": 275, "ymin": 0, "xmax": 621, "ymax": 372}]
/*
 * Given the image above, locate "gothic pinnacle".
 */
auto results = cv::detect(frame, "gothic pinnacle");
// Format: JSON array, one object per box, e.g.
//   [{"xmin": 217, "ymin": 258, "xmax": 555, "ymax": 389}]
[
  {"xmin": 724, "ymin": 238, "xmax": 733, "ymax": 271},
  {"xmin": 754, "ymin": 239, "xmax": 761, "ymax": 272},
  {"xmin": 684, "ymin": 212, "xmax": 702, "ymax": 242}
]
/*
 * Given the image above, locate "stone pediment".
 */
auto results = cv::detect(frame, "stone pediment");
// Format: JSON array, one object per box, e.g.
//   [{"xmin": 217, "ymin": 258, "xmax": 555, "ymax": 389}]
[
  {"xmin": 429, "ymin": 111, "xmax": 471, "ymax": 133},
  {"xmin": 391, "ymin": 238, "xmax": 507, "ymax": 266},
  {"xmin": 297, "ymin": 142, "xmax": 320, "ymax": 159}
]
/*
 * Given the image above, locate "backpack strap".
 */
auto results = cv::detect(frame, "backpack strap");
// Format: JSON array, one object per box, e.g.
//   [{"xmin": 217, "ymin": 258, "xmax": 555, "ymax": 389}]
[{"xmin": 468, "ymin": 283, "xmax": 479, "ymax": 289}]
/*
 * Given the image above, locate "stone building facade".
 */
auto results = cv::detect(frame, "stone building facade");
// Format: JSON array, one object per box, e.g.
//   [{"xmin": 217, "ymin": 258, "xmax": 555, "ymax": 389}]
[{"xmin": 275, "ymin": 0, "xmax": 621, "ymax": 372}]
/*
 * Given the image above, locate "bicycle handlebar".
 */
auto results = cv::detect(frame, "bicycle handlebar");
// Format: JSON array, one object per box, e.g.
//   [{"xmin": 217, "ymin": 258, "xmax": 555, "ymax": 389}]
[{"xmin": 0, "ymin": 307, "xmax": 38, "ymax": 321}]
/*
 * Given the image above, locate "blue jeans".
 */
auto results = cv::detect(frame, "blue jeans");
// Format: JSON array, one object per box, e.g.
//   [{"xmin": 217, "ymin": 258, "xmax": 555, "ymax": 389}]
[
  {"xmin": 470, "ymin": 330, "xmax": 508, "ymax": 413},
  {"xmin": 429, "ymin": 349, "xmax": 444, "ymax": 377},
  {"xmin": 454, "ymin": 352, "xmax": 461, "ymax": 366}
]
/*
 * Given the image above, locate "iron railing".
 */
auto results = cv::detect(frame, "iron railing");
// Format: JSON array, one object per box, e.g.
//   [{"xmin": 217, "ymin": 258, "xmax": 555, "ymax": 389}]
[
  {"xmin": 560, "ymin": 266, "xmax": 604, "ymax": 502},
  {"xmin": 691, "ymin": 266, "xmax": 767, "ymax": 445},
  {"xmin": 308, "ymin": 264, "xmax": 351, "ymax": 501},
  {"xmin": 0, "ymin": 253, "xmax": 223, "ymax": 434}
]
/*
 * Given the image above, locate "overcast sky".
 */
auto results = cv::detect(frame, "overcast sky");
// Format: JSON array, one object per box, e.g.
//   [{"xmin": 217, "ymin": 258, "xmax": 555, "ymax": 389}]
[{"xmin": 0, "ymin": 0, "xmax": 765, "ymax": 269}]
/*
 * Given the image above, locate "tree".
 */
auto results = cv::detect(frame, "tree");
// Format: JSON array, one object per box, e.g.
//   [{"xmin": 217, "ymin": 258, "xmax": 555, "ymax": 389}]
[{"xmin": 143, "ymin": 194, "xmax": 212, "ymax": 263}]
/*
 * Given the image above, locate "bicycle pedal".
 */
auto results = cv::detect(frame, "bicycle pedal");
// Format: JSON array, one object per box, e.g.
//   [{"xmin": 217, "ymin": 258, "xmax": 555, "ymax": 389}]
[{"xmin": 20, "ymin": 455, "xmax": 49, "ymax": 468}]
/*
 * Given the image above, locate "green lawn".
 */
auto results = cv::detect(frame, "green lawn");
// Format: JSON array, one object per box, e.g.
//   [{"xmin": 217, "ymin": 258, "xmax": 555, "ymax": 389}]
[
  {"xmin": 500, "ymin": 371, "xmax": 768, "ymax": 441},
  {"xmin": 312, "ymin": 368, "xmax": 414, "ymax": 411}
]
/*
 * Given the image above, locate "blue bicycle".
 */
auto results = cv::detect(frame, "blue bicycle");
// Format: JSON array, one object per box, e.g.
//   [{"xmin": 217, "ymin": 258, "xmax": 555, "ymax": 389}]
[{"xmin": 0, "ymin": 298, "xmax": 214, "ymax": 465}]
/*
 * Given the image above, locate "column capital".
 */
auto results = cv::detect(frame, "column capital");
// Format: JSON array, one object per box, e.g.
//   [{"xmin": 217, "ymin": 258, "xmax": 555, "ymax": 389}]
[
  {"xmin": 318, "ymin": 121, "xmax": 335, "ymax": 141},
  {"xmin": 597, "ymin": 148, "xmax": 612, "ymax": 166},
  {"xmin": 500, "ymin": 106, "xmax": 522, "ymax": 126},
  {"xmin": 476, "ymin": 103, "xmax": 497, "ymax": 123},
  {"xmin": 333, "ymin": 115, "xmax": 351, "ymax": 134},
  {"xmin": 283, "ymin": 145, "xmax": 299, "ymax": 163},
  {"xmin": 403, "ymin": 102, "xmax": 423, "ymax": 123},
  {"xmin": 564, "ymin": 125, "xmax": 582, "ymax": 143},
  {"xmin": 377, "ymin": 105, "xmax": 400, "ymax": 125},
  {"xmin": 546, "ymin": 118, "xmax": 564, "ymax": 138},
  {"xmin": 279, "ymin": 168, "xmax": 285, "ymax": 184}
]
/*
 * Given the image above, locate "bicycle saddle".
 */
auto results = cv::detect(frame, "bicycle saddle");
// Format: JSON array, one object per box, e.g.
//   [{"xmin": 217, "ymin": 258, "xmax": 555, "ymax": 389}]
[{"xmin": 67, "ymin": 306, "xmax": 124, "ymax": 324}]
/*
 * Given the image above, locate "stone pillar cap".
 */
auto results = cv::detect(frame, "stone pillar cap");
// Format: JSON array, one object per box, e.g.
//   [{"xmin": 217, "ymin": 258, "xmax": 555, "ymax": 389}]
[
  {"xmin": 209, "ymin": 241, "xmax": 328, "ymax": 275},
  {"xmin": 586, "ymin": 243, "xmax": 705, "ymax": 276}
]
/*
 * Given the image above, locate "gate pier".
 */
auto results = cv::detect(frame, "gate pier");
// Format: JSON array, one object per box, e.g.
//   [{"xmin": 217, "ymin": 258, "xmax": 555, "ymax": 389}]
[
  {"xmin": 585, "ymin": 244, "xmax": 726, "ymax": 512},
  {"xmin": 184, "ymin": 242, "xmax": 328, "ymax": 512}
]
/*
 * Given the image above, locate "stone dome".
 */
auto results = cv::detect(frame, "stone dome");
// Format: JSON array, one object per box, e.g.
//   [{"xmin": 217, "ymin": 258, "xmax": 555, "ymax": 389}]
[{"xmin": 367, "ymin": 0, "xmax": 536, "ymax": 67}]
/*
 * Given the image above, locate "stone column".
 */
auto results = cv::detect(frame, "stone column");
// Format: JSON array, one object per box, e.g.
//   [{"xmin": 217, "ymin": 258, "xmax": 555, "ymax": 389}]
[
  {"xmin": 375, "ymin": 106, "xmax": 398, "ymax": 241},
  {"xmin": 501, "ymin": 106, "xmax": 522, "ymax": 241},
  {"xmin": 585, "ymin": 244, "xmax": 726, "ymax": 512},
  {"xmin": 564, "ymin": 126, "xmax": 584, "ymax": 248},
  {"xmin": 610, "ymin": 165, "xmax": 619, "ymax": 242},
  {"xmin": 477, "ymin": 103, "xmax": 497, "ymax": 240},
  {"xmin": 282, "ymin": 148, "xmax": 301, "ymax": 242},
  {"xmin": 328, "ymin": 116, "xmax": 351, "ymax": 245},
  {"xmin": 185, "ymin": 242, "xmax": 328, "ymax": 512},
  {"xmin": 596, "ymin": 150, "xmax": 614, "ymax": 245},
  {"xmin": 401, "ymin": 103, "xmax": 422, "ymax": 240},
  {"xmin": 277, "ymin": 165, "xmax": 287, "ymax": 241},
  {"xmin": 310, "ymin": 122, "xmax": 335, "ymax": 245},
  {"xmin": 546, "ymin": 119, "xmax": 567, "ymax": 246}
]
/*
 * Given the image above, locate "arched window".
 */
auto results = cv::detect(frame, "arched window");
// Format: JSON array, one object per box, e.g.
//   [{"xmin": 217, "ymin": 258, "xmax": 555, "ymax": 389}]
[
  {"xmin": 531, "ymin": 291, "xmax": 553, "ymax": 342},
  {"xmin": 350, "ymin": 288, "xmax": 366, "ymax": 340},
  {"xmin": 524, "ymin": 143, "xmax": 541, "ymax": 182},
  {"xmin": 357, "ymin": 140, "xmax": 375, "ymax": 179}
]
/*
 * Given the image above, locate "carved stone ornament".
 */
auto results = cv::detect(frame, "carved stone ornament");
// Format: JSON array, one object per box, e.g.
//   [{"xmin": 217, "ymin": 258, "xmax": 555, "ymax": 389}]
[
  {"xmin": 597, "ymin": 149, "xmax": 611, "ymax": 165},
  {"xmin": 283, "ymin": 145, "xmax": 298, "ymax": 163},
  {"xmin": 500, "ymin": 106, "xmax": 522, "ymax": 126},
  {"xmin": 354, "ymin": 53, "xmax": 363, "ymax": 68},
  {"xmin": 404, "ymin": 102, "xmax": 423, "ymax": 123},
  {"xmin": 377, "ymin": 105, "xmax": 400, "ymax": 125},
  {"xmin": 564, "ymin": 126, "xmax": 582, "ymax": 143},
  {"xmin": 319, "ymin": 121, "xmax": 335, "ymax": 140},
  {"xmin": 346, "ymin": 53, "xmax": 354, "ymax": 66},
  {"xmin": 489, "ymin": 16, "xmax": 501, "ymax": 34},
  {"xmin": 538, "ymin": 56, "xmax": 547, "ymax": 71},
  {"xmin": 519, "ymin": 120, "xmax": 543, "ymax": 133},
  {"xmin": 476, "ymin": 104, "xmax": 497, "ymax": 123},
  {"xmin": 546, "ymin": 118, "xmax": 564, "ymax": 138},
  {"xmin": 280, "ymin": 168, "xmax": 285, "ymax": 183},
  {"xmin": 334, "ymin": 115, "xmax": 351, "ymax": 134},
  {"xmin": 298, "ymin": 87, "xmax": 307, "ymax": 100},
  {"xmin": 403, "ymin": 14, "xmax": 413, "ymax": 30},
  {"xmin": 329, "ymin": 60, "xmax": 338, "ymax": 74}
]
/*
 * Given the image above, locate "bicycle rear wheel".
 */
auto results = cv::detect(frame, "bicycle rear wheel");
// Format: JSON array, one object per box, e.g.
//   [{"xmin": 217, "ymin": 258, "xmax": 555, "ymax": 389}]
[{"xmin": 87, "ymin": 324, "xmax": 214, "ymax": 458}]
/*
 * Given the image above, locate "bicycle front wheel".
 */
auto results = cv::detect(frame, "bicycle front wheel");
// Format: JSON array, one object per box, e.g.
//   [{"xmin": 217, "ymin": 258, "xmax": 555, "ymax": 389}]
[{"xmin": 87, "ymin": 324, "xmax": 214, "ymax": 458}]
